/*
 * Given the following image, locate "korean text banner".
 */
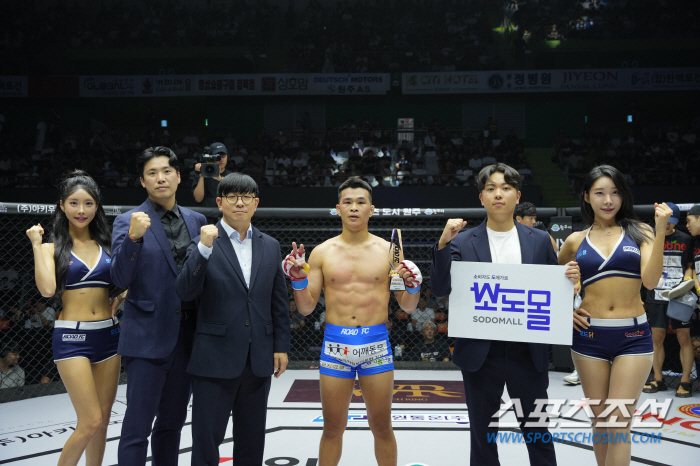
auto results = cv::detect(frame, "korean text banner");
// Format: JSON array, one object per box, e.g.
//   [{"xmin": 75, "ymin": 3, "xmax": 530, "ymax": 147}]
[
  {"xmin": 79, "ymin": 74, "xmax": 390, "ymax": 97},
  {"xmin": 402, "ymin": 68, "xmax": 700, "ymax": 94},
  {"xmin": 448, "ymin": 262, "xmax": 573, "ymax": 345},
  {"xmin": 0, "ymin": 76, "xmax": 28, "ymax": 97}
]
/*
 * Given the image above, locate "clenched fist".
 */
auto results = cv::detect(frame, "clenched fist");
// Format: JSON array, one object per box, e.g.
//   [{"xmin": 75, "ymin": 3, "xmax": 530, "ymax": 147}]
[
  {"xmin": 26, "ymin": 223, "xmax": 44, "ymax": 246},
  {"xmin": 653, "ymin": 202, "xmax": 673, "ymax": 233},
  {"xmin": 128, "ymin": 212, "xmax": 151, "ymax": 241},
  {"xmin": 200, "ymin": 224, "xmax": 219, "ymax": 248},
  {"xmin": 438, "ymin": 218, "xmax": 467, "ymax": 250}
]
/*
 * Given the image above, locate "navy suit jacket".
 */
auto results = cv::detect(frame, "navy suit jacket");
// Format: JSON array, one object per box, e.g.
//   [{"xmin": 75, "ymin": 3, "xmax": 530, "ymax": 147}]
[
  {"xmin": 175, "ymin": 222, "xmax": 290, "ymax": 379},
  {"xmin": 430, "ymin": 220, "xmax": 558, "ymax": 373},
  {"xmin": 111, "ymin": 200, "xmax": 207, "ymax": 359}
]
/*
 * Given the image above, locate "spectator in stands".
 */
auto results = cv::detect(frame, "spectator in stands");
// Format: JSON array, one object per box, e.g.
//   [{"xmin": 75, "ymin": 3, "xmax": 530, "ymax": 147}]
[
  {"xmin": 25, "ymin": 299, "xmax": 56, "ymax": 328},
  {"xmin": 643, "ymin": 202, "xmax": 696, "ymax": 397},
  {"xmin": 290, "ymin": 302, "xmax": 305, "ymax": 330},
  {"xmin": 0, "ymin": 340, "xmax": 24, "ymax": 389},
  {"xmin": 410, "ymin": 299, "xmax": 436, "ymax": 331},
  {"xmin": 515, "ymin": 202, "xmax": 558, "ymax": 253},
  {"xmin": 411, "ymin": 322, "xmax": 451, "ymax": 362},
  {"xmin": 192, "ymin": 142, "xmax": 233, "ymax": 208}
]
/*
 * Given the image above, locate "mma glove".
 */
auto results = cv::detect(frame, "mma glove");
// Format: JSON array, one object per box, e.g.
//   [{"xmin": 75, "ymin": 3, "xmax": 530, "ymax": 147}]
[
  {"xmin": 401, "ymin": 260, "xmax": 422, "ymax": 294},
  {"xmin": 282, "ymin": 250, "xmax": 308, "ymax": 290}
]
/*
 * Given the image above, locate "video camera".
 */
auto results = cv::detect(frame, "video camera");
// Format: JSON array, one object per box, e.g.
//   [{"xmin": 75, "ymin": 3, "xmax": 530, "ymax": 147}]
[{"xmin": 199, "ymin": 146, "xmax": 221, "ymax": 178}]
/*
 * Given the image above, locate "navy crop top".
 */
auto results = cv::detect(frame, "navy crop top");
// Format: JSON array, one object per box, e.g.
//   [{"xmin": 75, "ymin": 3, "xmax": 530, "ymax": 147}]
[
  {"xmin": 65, "ymin": 246, "xmax": 112, "ymax": 289},
  {"xmin": 576, "ymin": 228, "xmax": 642, "ymax": 288}
]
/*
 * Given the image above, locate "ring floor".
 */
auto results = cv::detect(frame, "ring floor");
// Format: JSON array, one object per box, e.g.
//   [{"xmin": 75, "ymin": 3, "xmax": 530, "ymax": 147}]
[{"xmin": 0, "ymin": 370, "xmax": 697, "ymax": 465}]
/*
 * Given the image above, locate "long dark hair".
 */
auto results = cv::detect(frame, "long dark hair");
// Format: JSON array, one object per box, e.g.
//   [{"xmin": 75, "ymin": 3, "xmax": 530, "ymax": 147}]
[
  {"xmin": 49, "ymin": 171, "xmax": 113, "ymax": 297},
  {"xmin": 580, "ymin": 165, "xmax": 653, "ymax": 246}
]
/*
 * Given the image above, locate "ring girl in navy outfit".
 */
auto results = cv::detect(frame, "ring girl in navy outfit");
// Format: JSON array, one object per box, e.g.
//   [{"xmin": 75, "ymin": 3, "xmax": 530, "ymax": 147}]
[
  {"xmin": 27, "ymin": 171, "xmax": 125, "ymax": 466},
  {"xmin": 558, "ymin": 165, "xmax": 672, "ymax": 466}
]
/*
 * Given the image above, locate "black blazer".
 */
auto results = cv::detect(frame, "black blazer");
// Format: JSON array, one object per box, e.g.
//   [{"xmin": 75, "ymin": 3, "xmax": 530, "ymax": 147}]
[
  {"xmin": 176, "ymin": 222, "xmax": 290, "ymax": 379},
  {"xmin": 430, "ymin": 220, "xmax": 558, "ymax": 373},
  {"xmin": 111, "ymin": 200, "xmax": 206, "ymax": 359}
]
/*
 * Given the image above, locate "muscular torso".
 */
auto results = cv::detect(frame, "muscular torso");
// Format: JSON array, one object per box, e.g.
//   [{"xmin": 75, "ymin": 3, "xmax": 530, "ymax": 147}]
[{"xmin": 317, "ymin": 234, "xmax": 392, "ymax": 327}]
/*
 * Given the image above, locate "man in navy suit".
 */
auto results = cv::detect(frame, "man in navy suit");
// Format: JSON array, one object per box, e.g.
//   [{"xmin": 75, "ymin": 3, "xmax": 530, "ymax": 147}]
[
  {"xmin": 176, "ymin": 172, "xmax": 290, "ymax": 466},
  {"xmin": 111, "ymin": 146, "xmax": 207, "ymax": 466},
  {"xmin": 430, "ymin": 163, "xmax": 579, "ymax": 466}
]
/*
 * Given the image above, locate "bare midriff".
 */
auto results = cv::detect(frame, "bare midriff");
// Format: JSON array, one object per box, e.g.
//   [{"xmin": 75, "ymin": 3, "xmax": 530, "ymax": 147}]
[
  {"xmin": 321, "ymin": 236, "xmax": 392, "ymax": 328},
  {"xmin": 59, "ymin": 287, "xmax": 112, "ymax": 322},
  {"xmin": 580, "ymin": 276, "xmax": 645, "ymax": 319}
]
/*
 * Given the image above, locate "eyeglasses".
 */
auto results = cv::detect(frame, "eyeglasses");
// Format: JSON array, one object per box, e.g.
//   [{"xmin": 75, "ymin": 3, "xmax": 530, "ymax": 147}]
[{"xmin": 222, "ymin": 194, "xmax": 256, "ymax": 205}]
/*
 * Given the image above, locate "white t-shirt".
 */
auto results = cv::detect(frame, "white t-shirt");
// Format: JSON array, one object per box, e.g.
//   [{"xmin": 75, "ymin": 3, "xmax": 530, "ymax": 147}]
[{"xmin": 486, "ymin": 225, "xmax": 521, "ymax": 264}]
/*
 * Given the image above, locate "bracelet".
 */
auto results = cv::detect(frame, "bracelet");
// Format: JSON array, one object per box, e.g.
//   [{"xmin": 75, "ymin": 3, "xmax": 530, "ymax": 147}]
[{"xmin": 291, "ymin": 278, "xmax": 309, "ymax": 291}]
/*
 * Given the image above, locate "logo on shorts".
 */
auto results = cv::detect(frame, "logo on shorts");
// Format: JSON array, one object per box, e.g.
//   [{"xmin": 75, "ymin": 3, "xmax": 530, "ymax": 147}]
[
  {"xmin": 320, "ymin": 360, "xmax": 351, "ymax": 372},
  {"xmin": 62, "ymin": 334, "xmax": 86, "ymax": 342},
  {"xmin": 623, "ymin": 246, "xmax": 641, "ymax": 255},
  {"xmin": 625, "ymin": 330, "xmax": 645, "ymax": 337},
  {"xmin": 340, "ymin": 328, "xmax": 359, "ymax": 335},
  {"xmin": 364, "ymin": 355, "xmax": 393, "ymax": 369},
  {"xmin": 111, "ymin": 327, "xmax": 121, "ymax": 335},
  {"xmin": 579, "ymin": 330, "xmax": 594, "ymax": 338}
]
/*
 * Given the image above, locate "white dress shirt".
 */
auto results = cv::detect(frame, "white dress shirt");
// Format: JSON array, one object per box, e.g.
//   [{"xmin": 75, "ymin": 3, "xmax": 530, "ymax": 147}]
[{"xmin": 198, "ymin": 222, "xmax": 254, "ymax": 288}]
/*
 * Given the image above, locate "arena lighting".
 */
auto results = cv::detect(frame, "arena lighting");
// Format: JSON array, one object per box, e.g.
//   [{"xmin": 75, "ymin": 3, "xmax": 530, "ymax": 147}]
[
  {"xmin": 545, "ymin": 40, "xmax": 561, "ymax": 48},
  {"xmin": 161, "ymin": 120, "xmax": 168, "ymax": 127},
  {"xmin": 205, "ymin": 118, "xmax": 209, "ymax": 126}
]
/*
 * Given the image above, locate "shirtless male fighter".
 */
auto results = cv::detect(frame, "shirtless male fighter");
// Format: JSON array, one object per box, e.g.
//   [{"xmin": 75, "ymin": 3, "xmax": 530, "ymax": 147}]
[{"xmin": 283, "ymin": 177, "xmax": 421, "ymax": 466}]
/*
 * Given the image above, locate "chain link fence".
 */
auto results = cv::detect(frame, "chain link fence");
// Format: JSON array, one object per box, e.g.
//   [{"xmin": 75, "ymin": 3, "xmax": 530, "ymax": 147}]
[{"xmin": 1, "ymin": 203, "xmax": 697, "ymax": 402}]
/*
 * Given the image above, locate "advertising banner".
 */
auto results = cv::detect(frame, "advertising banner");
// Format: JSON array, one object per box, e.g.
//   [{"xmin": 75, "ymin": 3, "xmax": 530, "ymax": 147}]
[
  {"xmin": 402, "ymin": 68, "xmax": 700, "ymax": 94},
  {"xmin": 0, "ymin": 76, "xmax": 28, "ymax": 97},
  {"xmin": 448, "ymin": 262, "xmax": 574, "ymax": 345},
  {"xmin": 79, "ymin": 74, "xmax": 390, "ymax": 97}
]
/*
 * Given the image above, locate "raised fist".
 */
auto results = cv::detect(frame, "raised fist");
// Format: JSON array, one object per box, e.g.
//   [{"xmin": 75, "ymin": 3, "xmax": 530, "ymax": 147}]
[
  {"xmin": 128, "ymin": 212, "xmax": 151, "ymax": 241},
  {"xmin": 26, "ymin": 224, "xmax": 44, "ymax": 246},
  {"xmin": 438, "ymin": 218, "xmax": 467, "ymax": 249},
  {"xmin": 200, "ymin": 224, "xmax": 219, "ymax": 248}
]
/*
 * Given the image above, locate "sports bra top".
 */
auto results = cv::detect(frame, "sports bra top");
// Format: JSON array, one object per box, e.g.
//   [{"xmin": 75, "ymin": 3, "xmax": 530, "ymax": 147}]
[
  {"xmin": 65, "ymin": 246, "xmax": 112, "ymax": 290},
  {"xmin": 576, "ymin": 228, "xmax": 642, "ymax": 288}
]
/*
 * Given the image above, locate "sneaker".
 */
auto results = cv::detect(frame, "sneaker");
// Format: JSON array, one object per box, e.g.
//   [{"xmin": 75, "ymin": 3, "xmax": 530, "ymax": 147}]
[
  {"xmin": 563, "ymin": 370, "xmax": 580, "ymax": 385},
  {"xmin": 661, "ymin": 279, "xmax": 696, "ymax": 300}
]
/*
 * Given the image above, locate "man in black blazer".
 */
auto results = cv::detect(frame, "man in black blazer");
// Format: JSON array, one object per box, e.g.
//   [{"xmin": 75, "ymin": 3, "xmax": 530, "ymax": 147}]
[
  {"xmin": 176, "ymin": 172, "xmax": 290, "ymax": 466},
  {"xmin": 112, "ymin": 147, "xmax": 207, "ymax": 466},
  {"xmin": 430, "ymin": 163, "xmax": 579, "ymax": 466}
]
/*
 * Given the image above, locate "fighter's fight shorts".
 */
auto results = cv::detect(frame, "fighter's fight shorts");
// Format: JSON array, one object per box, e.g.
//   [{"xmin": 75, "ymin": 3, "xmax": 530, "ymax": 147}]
[
  {"xmin": 53, "ymin": 317, "xmax": 120, "ymax": 364},
  {"xmin": 320, "ymin": 323, "xmax": 393, "ymax": 379},
  {"xmin": 571, "ymin": 313, "xmax": 653, "ymax": 362}
]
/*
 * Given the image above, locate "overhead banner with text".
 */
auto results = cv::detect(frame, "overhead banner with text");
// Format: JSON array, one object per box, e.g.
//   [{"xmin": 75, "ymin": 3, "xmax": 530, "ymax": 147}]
[
  {"xmin": 402, "ymin": 68, "xmax": 700, "ymax": 94},
  {"xmin": 78, "ymin": 74, "xmax": 390, "ymax": 97}
]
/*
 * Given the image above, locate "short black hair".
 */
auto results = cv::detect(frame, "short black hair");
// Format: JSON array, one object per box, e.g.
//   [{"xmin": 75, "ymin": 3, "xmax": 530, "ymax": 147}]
[
  {"xmin": 0, "ymin": 340, "xmax": 21, "ymax": 358},
  {"xmin": 477, "ymin": 163, "xmax": 522, "ymax": 192},
  {"xmin": 218, "ymin": 172, "xmax": 259, "ymax": 198},
  {"xmin": 514, "ymin": 201, "xmax": 537, "ymax": 218},
  {"xmin": 338, "ymin": 177, "xmax": 372, "ymax": 203},
  {"xmin": 137, "ymin": 146, "xmax": 179, "ymax": 177}
]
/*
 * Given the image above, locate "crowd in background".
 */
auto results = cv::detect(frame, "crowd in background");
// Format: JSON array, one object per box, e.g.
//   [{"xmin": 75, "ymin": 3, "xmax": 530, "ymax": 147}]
[
  {"xmin": 3, "ymin": 0, "xmax": 698, "ymax": 75},
  {"xmin": 0, "ymin": 111, "xmax": 533, "ymax": 190},
  {"xmin": 505, "ymin": 0, "xmax": 700, "ymax": 47},
  {"xmin": 553, "ymin": 121, "xmax": 700, "ymax": 194}
]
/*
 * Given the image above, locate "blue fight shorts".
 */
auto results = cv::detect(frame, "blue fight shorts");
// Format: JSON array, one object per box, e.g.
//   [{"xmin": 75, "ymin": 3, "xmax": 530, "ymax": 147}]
[
  {"xmin": 320, "ymin": 323, "xmax": 393, "ymax": 379},
  {"xmin": 53, "ymin": 317, "xmax": 120, "ymax": 364},
  {"xmin": 571, "ymin": 313, "xmax": 653, "ymax": 362}
]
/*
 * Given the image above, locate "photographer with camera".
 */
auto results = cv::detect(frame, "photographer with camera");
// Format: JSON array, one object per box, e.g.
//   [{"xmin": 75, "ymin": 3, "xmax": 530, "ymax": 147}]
[{"xmin": 192, "ymin": 142, "xmax": 233, "ymax": 207}]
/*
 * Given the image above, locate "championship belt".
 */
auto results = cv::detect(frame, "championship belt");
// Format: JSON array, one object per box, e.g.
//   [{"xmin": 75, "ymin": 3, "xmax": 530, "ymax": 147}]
[{"xmin": 389, "ymin": 229, "xmax": 405, "ymax": 291}]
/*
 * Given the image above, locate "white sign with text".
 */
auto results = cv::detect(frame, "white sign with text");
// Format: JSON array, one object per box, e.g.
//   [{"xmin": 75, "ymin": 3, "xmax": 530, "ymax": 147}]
[{"xmin": 448, "ymin": 262, "xmax": 574, "ymax": 345}]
